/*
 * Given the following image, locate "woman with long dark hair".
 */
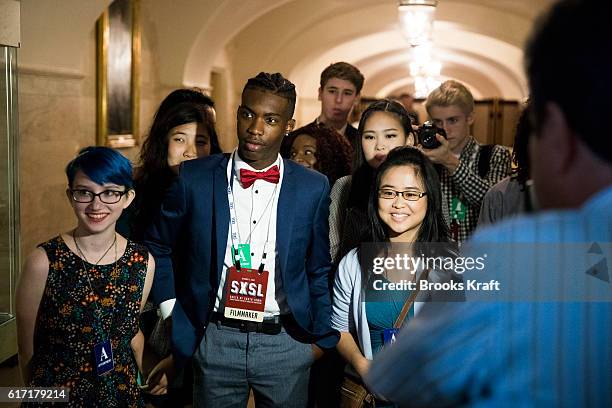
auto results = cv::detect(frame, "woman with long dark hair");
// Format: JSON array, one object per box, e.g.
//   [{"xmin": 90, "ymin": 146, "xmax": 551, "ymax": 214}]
[
  {"xmin": 331, "ymin": 147, "xmax": 459, "ymax": 404},
  {"xmin": 329, "ymin": 99, "xmax": 415, "ymax": 265},
  {"xmin": 119, "ymin": 88, "xmax": 221, "ymax": 241},
  {"xmin": 117, "ymin": 88, "xmax": 221, "ymax": 406}
]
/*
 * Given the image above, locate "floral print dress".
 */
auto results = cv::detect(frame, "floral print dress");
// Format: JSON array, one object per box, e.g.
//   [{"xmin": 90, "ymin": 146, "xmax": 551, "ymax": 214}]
[{"xmin": 26, "ymin": 236, "xmax": 148, "ymax": 407}]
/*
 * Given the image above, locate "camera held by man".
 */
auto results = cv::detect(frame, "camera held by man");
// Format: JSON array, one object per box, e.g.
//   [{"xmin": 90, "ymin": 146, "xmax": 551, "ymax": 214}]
[{"xmin": 416, "ymin": 121, "xmax": 447, "ymax": 149}]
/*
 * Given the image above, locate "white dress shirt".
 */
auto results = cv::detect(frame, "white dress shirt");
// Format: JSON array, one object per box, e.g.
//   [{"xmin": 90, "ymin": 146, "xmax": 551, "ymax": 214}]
[
  {"xmin": 160, "ymin": 151, "xmax": 288, "ymax": 319},
  {"xmin": 212, "ymin": 151, "xmax": 288, "ymax": 317}
]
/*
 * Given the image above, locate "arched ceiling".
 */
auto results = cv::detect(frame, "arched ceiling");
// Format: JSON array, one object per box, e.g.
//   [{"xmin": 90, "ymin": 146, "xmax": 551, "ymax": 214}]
[
  {"xmin": 166, "ymin": 0, "xmax": 553, "ymax": 103},
  {"xmin": 19, "ymin": 0, "xmax": 553, "ymax": 100}
]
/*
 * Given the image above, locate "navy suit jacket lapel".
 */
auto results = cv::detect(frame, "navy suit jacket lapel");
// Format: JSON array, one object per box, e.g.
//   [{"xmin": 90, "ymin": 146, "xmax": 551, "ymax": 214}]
[
  {"xmin": 277, "ymin": 159, "xmax": 296, "ymax": 282},
  {"xmin": 213, "ymin": 157, "xmax": 230, "ymax": 282}
]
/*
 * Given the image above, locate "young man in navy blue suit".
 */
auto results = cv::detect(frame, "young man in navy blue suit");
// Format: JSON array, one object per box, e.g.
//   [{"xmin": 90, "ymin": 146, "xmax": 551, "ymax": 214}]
[{"xmin": 144, "ymin": 72, "xmax": 339, "ymax": 406}]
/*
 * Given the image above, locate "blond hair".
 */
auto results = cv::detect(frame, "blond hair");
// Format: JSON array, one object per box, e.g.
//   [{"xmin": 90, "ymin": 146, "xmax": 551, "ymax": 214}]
[{"xmin": 425, "ymin": 80, "xmax": 474, "ymax": 116}]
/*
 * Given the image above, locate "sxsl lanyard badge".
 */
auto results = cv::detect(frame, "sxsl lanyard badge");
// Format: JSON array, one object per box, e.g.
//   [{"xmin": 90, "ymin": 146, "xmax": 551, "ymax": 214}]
[
  {"xmin": 94, "ymin": 339, "xmax": 114, "ymax": 376},
  {"xmin": 224, "ymin": 151, "xmax": 277, "ymax": 322},
  {"xmin": 224, "ymin": 266, "xmax": 269, "ymax": 322}
]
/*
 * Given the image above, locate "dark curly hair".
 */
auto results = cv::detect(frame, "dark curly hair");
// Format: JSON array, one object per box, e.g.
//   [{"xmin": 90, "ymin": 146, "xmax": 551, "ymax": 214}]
[{"xmin": 282, "ymin": 122, "xmax": 352, "ymax": 185}]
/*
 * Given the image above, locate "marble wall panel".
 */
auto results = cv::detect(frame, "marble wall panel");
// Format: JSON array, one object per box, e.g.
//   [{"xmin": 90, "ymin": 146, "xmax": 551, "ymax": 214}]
[
  {"xmin": 17, "ymin": 19, "xmax": 163, "ymax": 264},
  {"xmin": 18, "ymin": 73, "xmax": 93, "ymax": 258}
]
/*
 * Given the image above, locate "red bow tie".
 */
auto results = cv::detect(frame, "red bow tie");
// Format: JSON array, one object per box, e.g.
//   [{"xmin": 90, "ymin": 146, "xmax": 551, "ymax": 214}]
[{"xmin": 239, "ymin": 165, "xmax": 280, "ymax": 188}]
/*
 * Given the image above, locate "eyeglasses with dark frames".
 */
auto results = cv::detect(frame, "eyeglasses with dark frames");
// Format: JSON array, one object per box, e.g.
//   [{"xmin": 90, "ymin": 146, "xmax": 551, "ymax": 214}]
[
  {"xmin": 378, "ymin": 189, "xmax": 427, "ymax": 201},
  {"xmin": 70, "ymin": 189, "xmax": 128, "ymax": 204}
]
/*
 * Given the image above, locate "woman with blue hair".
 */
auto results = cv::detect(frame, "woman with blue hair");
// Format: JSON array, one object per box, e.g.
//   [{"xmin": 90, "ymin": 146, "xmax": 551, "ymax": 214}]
[{"xmin": 16, "ymin": 146, "xmax": 155, "ymax": 407}]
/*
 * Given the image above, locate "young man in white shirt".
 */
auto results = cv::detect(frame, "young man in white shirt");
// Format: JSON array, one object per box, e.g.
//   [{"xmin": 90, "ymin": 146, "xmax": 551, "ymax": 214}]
[{"xmin": 145, "ymin": 73, "xmax": 339, "ymax": 407}]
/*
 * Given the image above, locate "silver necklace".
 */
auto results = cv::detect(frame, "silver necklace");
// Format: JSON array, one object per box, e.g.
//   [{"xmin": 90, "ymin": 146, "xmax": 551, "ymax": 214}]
[{"xmin": 73, "ymin": 230, "xmax": 117, "ymax": 265}]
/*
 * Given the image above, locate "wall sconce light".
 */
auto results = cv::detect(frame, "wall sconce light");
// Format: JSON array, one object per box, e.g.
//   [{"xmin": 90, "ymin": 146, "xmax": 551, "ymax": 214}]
[{"xmin": 398, "ymin": 0, "xmax": 438, "ymax": 47}]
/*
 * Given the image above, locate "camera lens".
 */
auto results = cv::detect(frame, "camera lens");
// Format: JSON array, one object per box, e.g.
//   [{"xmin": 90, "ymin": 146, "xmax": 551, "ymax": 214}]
[{"xmin": 417, "ymin": 122, "xmax": 446, "ymax": 149}]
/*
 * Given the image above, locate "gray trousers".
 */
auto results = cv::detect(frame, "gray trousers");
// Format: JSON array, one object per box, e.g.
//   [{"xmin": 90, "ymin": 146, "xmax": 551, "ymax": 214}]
[{"xmin": 193, "ymin": 321, "xmax": 313, "ymax": 408}]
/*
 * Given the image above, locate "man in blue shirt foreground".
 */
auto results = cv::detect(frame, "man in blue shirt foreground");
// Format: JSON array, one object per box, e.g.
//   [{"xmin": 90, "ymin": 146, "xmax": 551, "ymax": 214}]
[{"xmin": 366, "ymin": 1, "xmax": 612, "ymax": 406}]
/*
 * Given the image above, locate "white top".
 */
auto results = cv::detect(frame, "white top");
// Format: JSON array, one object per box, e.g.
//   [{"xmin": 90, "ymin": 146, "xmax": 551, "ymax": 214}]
[
  {"xmin": 160, "ymin": 151, "xmax": 288, "ymax": 319},
  {"xmin": 213, "ymin": 151, "xmax": 287, "ymax": 317}
]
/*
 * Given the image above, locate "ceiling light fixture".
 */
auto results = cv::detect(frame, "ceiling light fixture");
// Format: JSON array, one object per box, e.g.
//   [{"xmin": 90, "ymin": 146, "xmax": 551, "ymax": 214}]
[
  {"xmin": 409, "ymin": 42, "xmax": 442, "ymax": 98},
  {"xmin": 398, "ymin": 0, "xmax": 438, "ymax": 47}
]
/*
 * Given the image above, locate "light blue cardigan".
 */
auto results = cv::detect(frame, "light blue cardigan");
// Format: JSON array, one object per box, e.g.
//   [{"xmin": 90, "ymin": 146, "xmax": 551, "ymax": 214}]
[{"xmin": 331, "ymin": 249, "xmax": 424, "ymax": 360}]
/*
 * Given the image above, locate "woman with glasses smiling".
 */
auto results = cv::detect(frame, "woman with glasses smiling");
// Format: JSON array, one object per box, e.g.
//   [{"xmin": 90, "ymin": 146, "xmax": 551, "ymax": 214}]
[
  {"xmin": 16, "ymin": 146, "xmax": 154, "ymax": 407},
  {"xmin": 331, "ymin": 146, "xmax": 459, "ymax": 406}
]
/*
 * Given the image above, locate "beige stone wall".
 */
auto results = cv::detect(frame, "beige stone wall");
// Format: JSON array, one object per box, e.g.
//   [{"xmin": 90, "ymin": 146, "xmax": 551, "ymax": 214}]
[
  {"xmin": 19, "ymin": 69, "xmax": 92, "ymax": 256},
  {"xmin": 18, "ymin": 6, "xmax": 164, "ymax": 261}
]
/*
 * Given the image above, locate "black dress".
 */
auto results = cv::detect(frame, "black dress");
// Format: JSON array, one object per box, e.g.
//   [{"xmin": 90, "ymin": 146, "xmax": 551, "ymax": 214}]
[{"xmin": 27, "ymin": 236, "xmax": 148, "ymax": 407}]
